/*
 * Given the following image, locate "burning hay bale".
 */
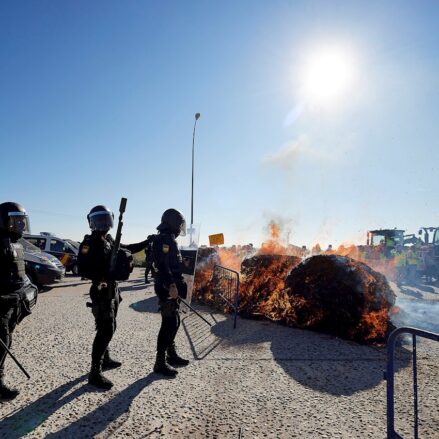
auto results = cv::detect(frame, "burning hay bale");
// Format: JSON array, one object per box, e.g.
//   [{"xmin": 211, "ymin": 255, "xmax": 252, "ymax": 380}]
[
  {"xmin": 284, "ymin": 255, "xmax": 395, "ymax": 342},
  {"xmin": 239, "ymin": 255, "xmax": 301, "ymax": 318},
  {"xmin": 193, "ymin": 238, "xmax": 396, "ymax": 343},
  {"xmin": 193, "ymin": 247, "xmax": 218, "ymax": 303}
]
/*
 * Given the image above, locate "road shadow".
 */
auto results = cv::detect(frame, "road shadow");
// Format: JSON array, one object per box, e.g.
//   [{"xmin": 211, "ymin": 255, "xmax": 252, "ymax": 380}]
[
  {"xmin": 129, "ymin": 298, "xmax": 411, "ymax": 396},
  {"xmin": 45, "ymin": 373, "xmax": 161, "ymax": 438},
  {"xmin": 120, "ymin": 284, "xmax": 147, "ymax": 293},
  {"xmin": 0, "ymin": 375, "xmax": 88, "ymax": 438},
  {"xmin": 119, "ymin": 276, "xmax": 152, "ymax": 294},
  {"xmin": 49, "ymin": 282, "xmax": 87, "ymax": 289},
  {"xmin": 182, "ymin": 308, "xmax": 412, "ymax": 396},
  {"xmin": 181, "ymin": 312, "xmax": 222, "ymax": 360},
  {"xmin": 122, "ymin": 277, "xmax": 145, "ymax": 285},
  {"xmin": 129, "ymin": 296, "xmax": 159, "ymax": 313}
]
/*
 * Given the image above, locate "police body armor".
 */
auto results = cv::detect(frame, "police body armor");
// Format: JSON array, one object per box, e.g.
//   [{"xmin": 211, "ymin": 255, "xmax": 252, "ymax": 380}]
[
  {"xmin": 78, "ymin": 234, "xmax": 133, "ymax": 282},
  {"xmin": 152, "ymin": 233, "xmax": 187, "ymax": 300},
  {"xmin": 0, "ymin": 239, "xmax": 34, "ymax": 322},
  {"xmin": 0, "ymin": 239, "xmax": 26, "ymax": 295}
]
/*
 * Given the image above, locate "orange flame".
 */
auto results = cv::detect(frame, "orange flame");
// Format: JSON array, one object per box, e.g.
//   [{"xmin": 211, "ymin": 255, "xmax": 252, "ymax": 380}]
[
  {"xmin": 269, "ymin": 221, "xmax": 281, "ymax": 239},
  {"xmin": 218, "ymin": 247, "xmax": 243, "ymax": 273},
  {"xmin": 193, "ymin": 224, "xmax": 395, "ymax": 344}
]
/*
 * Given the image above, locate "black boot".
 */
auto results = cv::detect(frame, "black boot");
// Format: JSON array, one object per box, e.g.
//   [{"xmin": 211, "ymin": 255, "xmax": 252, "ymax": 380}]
[
  {"xmin": 102, "ymin": 350, "xmax": 122, "ymax": 370},
  {"xmin": 88, "ymin": 362, "xmax": 113, "ymax": 390},
  {"xmin": 0, "ymin": 371, "xmax": 19, "ymax": 400},
  {"xmin": 167, "ymin": 344, "xmax": 189, "ymax": 367},
  {"xmin": 153, "ymin": 352, "xmax": 178, "ymax": 377}
]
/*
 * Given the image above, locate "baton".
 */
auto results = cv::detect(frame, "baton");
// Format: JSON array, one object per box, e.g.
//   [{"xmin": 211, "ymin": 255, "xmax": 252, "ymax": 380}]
[
  {"xmin": 178, "ymin": 298, "xmax": 212, "ymax": 327},
  {"xmin": 0, "ymin": 337, "xmax": 30, "ymax": 379}
]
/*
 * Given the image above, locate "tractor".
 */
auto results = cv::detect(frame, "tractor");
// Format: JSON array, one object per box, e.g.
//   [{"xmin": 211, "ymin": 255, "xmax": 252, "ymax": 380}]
[{"xmin": 413, "ymin": 227, "xmax": 439, "ymax": 281}]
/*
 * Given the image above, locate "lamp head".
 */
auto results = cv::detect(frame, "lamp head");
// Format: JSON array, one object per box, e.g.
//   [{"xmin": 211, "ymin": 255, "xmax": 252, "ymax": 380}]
[{"xmin": 195, "ymin": 112, "xmax": 201, "ymax": 120}]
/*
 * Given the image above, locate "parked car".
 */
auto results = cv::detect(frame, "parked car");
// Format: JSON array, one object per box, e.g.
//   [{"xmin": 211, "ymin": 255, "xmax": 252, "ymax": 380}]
[
  {"xmin": 19, "ymin": 238, "xmax": 65, "ymax": 287},
  {"xmin": 23, "ymin": 232, "xmax": 79, "ymax": 274},
  {"xmin": 23, "ymin": 274, "xmax": 38, "ymax": 310}
]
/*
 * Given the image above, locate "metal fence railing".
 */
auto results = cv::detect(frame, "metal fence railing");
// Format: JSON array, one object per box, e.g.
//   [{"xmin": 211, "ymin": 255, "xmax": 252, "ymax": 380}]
[
  {"xmin": 385, "ymin": 326, "xmax": 439, "ymax": 439},
  {"xmin": 211, "ymin": 265, "xmax": 240, "ymax": 329}
]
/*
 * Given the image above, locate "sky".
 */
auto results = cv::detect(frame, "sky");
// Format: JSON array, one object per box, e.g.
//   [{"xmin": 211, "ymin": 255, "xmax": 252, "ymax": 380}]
[{"xmin": 1, "ymin": 1, "xmax": 438, "ymax": 248}]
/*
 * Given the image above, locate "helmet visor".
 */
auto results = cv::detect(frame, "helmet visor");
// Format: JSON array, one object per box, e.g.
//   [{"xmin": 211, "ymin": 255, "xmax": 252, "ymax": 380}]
[
  {"xmin": 89, "ymin": 211, "xmax": 114, "ymax": 231},
  {"xmin": 179, "ymin": 220, "xmax": 187, "ymax": 237},
  {"xmin": 8, "ymin": 212, "xmax": 31, "ymax": 236}
]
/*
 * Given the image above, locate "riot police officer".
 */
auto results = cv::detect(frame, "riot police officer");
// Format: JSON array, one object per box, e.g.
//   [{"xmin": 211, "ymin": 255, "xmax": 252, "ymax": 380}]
[
  {"xmin": 152, "ymin": 208, "xmax": 190, "ymax": 376},
  {"xmin": 0, "ymin": 202, "xmax": 31, "ymax": 399},
  {"xmin": 78, "ymin": 205, "xmax": 149, "ymax": 390}
]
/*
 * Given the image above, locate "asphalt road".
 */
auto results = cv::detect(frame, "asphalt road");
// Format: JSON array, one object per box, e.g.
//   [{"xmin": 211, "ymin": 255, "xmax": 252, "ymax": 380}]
[{"xmin": 0, "ymin": 268, "xmax": 437, "ymax": 438}]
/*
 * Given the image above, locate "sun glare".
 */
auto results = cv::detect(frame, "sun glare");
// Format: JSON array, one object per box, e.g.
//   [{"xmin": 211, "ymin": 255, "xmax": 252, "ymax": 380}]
[{"xmin": 301, "ymin": 46, "xmax": 355, "ymax": 105}]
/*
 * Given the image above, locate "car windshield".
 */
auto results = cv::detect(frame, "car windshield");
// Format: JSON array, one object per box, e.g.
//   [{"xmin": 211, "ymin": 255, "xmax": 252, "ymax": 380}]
[
  {"xmin": 19, "ymin": 238, "xmax": 41, "ymax": 252},
  {"xmin": 65, "ymin": 239, "xmax": 80, "ymax": 249}
]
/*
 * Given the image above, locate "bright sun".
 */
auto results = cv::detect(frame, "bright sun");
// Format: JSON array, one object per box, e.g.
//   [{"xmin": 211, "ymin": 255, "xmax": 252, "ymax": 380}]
[{"xmin": 301, "ymin": 47, "xmax": 355, "ymax": 105}]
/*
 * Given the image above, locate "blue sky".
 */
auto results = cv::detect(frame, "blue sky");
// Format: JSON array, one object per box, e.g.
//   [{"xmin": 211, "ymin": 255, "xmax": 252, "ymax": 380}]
[{"xmin": 1, "ymin": 1, "xmax": 438, "ymax": 247}]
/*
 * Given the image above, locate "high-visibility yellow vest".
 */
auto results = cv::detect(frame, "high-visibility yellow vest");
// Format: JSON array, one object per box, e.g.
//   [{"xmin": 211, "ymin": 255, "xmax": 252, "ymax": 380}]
[
  {"xmin": 394, "ymin": 253, "xmax": 406, "ymax": 267},
  {"xmin": 407, "ymin": 251, "xmax": 418, "ymax": 265}
]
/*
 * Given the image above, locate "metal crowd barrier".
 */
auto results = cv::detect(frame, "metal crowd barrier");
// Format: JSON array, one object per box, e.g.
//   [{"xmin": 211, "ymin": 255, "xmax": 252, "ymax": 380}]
[
  {"xmin": 386, "ymin": 326, "xmax": 439, "ymax": 439},
  {"xmin": 211, "ymin": 265, "xmax": 240, "ymax": 328}
]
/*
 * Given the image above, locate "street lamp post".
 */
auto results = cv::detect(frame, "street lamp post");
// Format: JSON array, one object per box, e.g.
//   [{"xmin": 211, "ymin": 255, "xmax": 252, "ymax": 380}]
[{"xmin": 191, "ymin": 112, "xmax": 201, "ymax": 227}]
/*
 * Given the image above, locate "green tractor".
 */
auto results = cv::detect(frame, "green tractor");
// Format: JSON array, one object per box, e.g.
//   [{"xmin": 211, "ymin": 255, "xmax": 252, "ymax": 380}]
[
  {"xmin": 358, "ymin": 229, "xmax": 420, "ymax": 283},
  {"xmin": 414, "ymin": 227, "xmax": 439, "ymax": 281},
  {"xmin": 361, "ymin": 228, "xmax": 405, "ymax": 260}
]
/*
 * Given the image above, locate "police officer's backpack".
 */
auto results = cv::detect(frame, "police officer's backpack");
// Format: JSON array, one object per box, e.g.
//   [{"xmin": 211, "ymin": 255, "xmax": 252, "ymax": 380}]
[
  {"xmin": 78, "ymin": 235, "xmax": 134, "ymax": 281},
  {"xmin": 112, "ymin": 248, "xmax": 134, "ymax": 281}
]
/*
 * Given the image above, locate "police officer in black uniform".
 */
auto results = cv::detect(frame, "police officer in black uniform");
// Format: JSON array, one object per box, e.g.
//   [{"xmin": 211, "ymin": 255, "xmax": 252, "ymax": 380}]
[
  {"xmin": 78, "ymin": 205, "xmax": 149, "ymax": 390},
  {"xmin": 152, "ymin": 208, "xmax": 190, "ymax": 377},
  {"xmin": 0, "ymin": 202, "xmax": 31, "ymax": 399},
  {"xmin": 144, "ymin": 235, "xmax": 155, "ymax": 284}
]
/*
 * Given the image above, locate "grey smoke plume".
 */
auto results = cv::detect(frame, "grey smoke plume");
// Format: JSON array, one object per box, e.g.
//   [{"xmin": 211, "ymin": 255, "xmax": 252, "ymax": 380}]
[{"xmin": 392, "ymin": 296, "xmax": 439, "ymax": 334}]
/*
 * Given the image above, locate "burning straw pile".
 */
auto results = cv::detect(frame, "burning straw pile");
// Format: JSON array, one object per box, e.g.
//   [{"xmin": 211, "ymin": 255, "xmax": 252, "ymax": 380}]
[
  {"xmin": 193, "ymin": 223, "xmax": 396, "ymax": 343},
  {"xmin": 239, "ymin": 255, "xmax": 301, "ymax": 319},
  {"xmin": 284, "ymin": 255, "xmax": 395, "ymax": 342}
]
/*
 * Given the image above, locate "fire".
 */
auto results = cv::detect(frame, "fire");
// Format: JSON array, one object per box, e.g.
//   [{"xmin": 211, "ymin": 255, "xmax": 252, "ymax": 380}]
[
  {"xmin": 239, "ymin": 255, "xmax": 301, "ymax": 318},
  {"xmin": 358, "ymin": 309, "xmax": 390, "ymax": 341},
  {"xmin": 269, "ymin": 221, "xmax": 281, "ymax": 240},
  {"xmin": 218, "ymin": 247, "xmax": 243, "ymax": 272},
  {"xmin": 327, "ymin": 243, "xmax": 398, "ymax": 281},
  {"xmin": 193, "ymin": 220, "xmax": 396, "ymax": 344}
]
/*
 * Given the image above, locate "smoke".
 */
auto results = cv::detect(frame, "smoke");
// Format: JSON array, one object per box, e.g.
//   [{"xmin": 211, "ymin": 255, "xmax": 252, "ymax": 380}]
[
  {"xmin": 262, "ymin": 134, "xmax": 343, "ymax": 171},
  {"xmin": 262, "ymin": 135, "xmax": 311, "ymax": 170},
  {"xmin": 392, "ymin": 296, "xmax": 439, "ymax": 334},
  {"xmin": 262, "ymin": 214, "xmax": 297, "ymax": 245}
]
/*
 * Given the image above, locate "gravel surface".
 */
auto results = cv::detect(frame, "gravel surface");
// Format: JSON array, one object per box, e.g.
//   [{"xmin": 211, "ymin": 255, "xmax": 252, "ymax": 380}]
[{"xmin": 0, "ymin": 268, "xmax": 437, "ymax": 438}]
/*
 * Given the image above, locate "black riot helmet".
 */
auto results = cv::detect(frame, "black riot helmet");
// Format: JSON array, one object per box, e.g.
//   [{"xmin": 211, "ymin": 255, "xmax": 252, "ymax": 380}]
[
  {"xmin": 158, "ymin": 208, "xmax": 186, "ymax": 237},
  {"xmin": 87, "ymin": 205, "xmax": 114, "ymax": 232},
  {"xmin": 0, "ymin": 202, "xmax": 31, "ymax": 240}
]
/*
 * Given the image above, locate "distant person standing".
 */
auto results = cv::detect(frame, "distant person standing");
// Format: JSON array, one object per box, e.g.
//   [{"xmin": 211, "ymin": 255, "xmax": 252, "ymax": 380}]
[
  {"xmin": 78, "ymin": 205, "xmax": 149, "ymax": 390},
  {"xmin": 152, "ymin": 208, "xmax": 189, "ymax": 376},
  {"xmin": 0, "ymin": 202, "xmax": 32, "ymax": 399},
  {"xmin": 144, "ymin": 235, "xmax": 156, "ymax": 284}
]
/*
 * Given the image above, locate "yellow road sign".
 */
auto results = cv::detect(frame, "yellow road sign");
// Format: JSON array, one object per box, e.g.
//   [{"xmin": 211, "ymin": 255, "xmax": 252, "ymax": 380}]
[{"xmin": 209, "ymin": 233, "xmax": 224, "ymax": 246}]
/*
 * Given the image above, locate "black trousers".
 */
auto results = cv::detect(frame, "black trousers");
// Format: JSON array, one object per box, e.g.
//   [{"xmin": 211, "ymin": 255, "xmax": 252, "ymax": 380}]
[
  {"xmin": 0, "ymin": 301, "xmax": 19, "ymax": 374},
  {"xmin": 89, "ymin": 285, "xmax": 120, "ymax": 366},
  {"xmin": 144, "ymin": 262, "xmax": 153, "ymax": 282},
  {"xmin": 156, "ymin": 297, "xmax": 180, "ymax": 354}
]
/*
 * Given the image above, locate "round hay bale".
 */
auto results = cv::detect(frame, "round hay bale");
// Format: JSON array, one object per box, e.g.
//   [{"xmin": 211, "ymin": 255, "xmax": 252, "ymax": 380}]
[{"xmin": 284, "ymin": 255, "xmax": 395, "ymax": 342}]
